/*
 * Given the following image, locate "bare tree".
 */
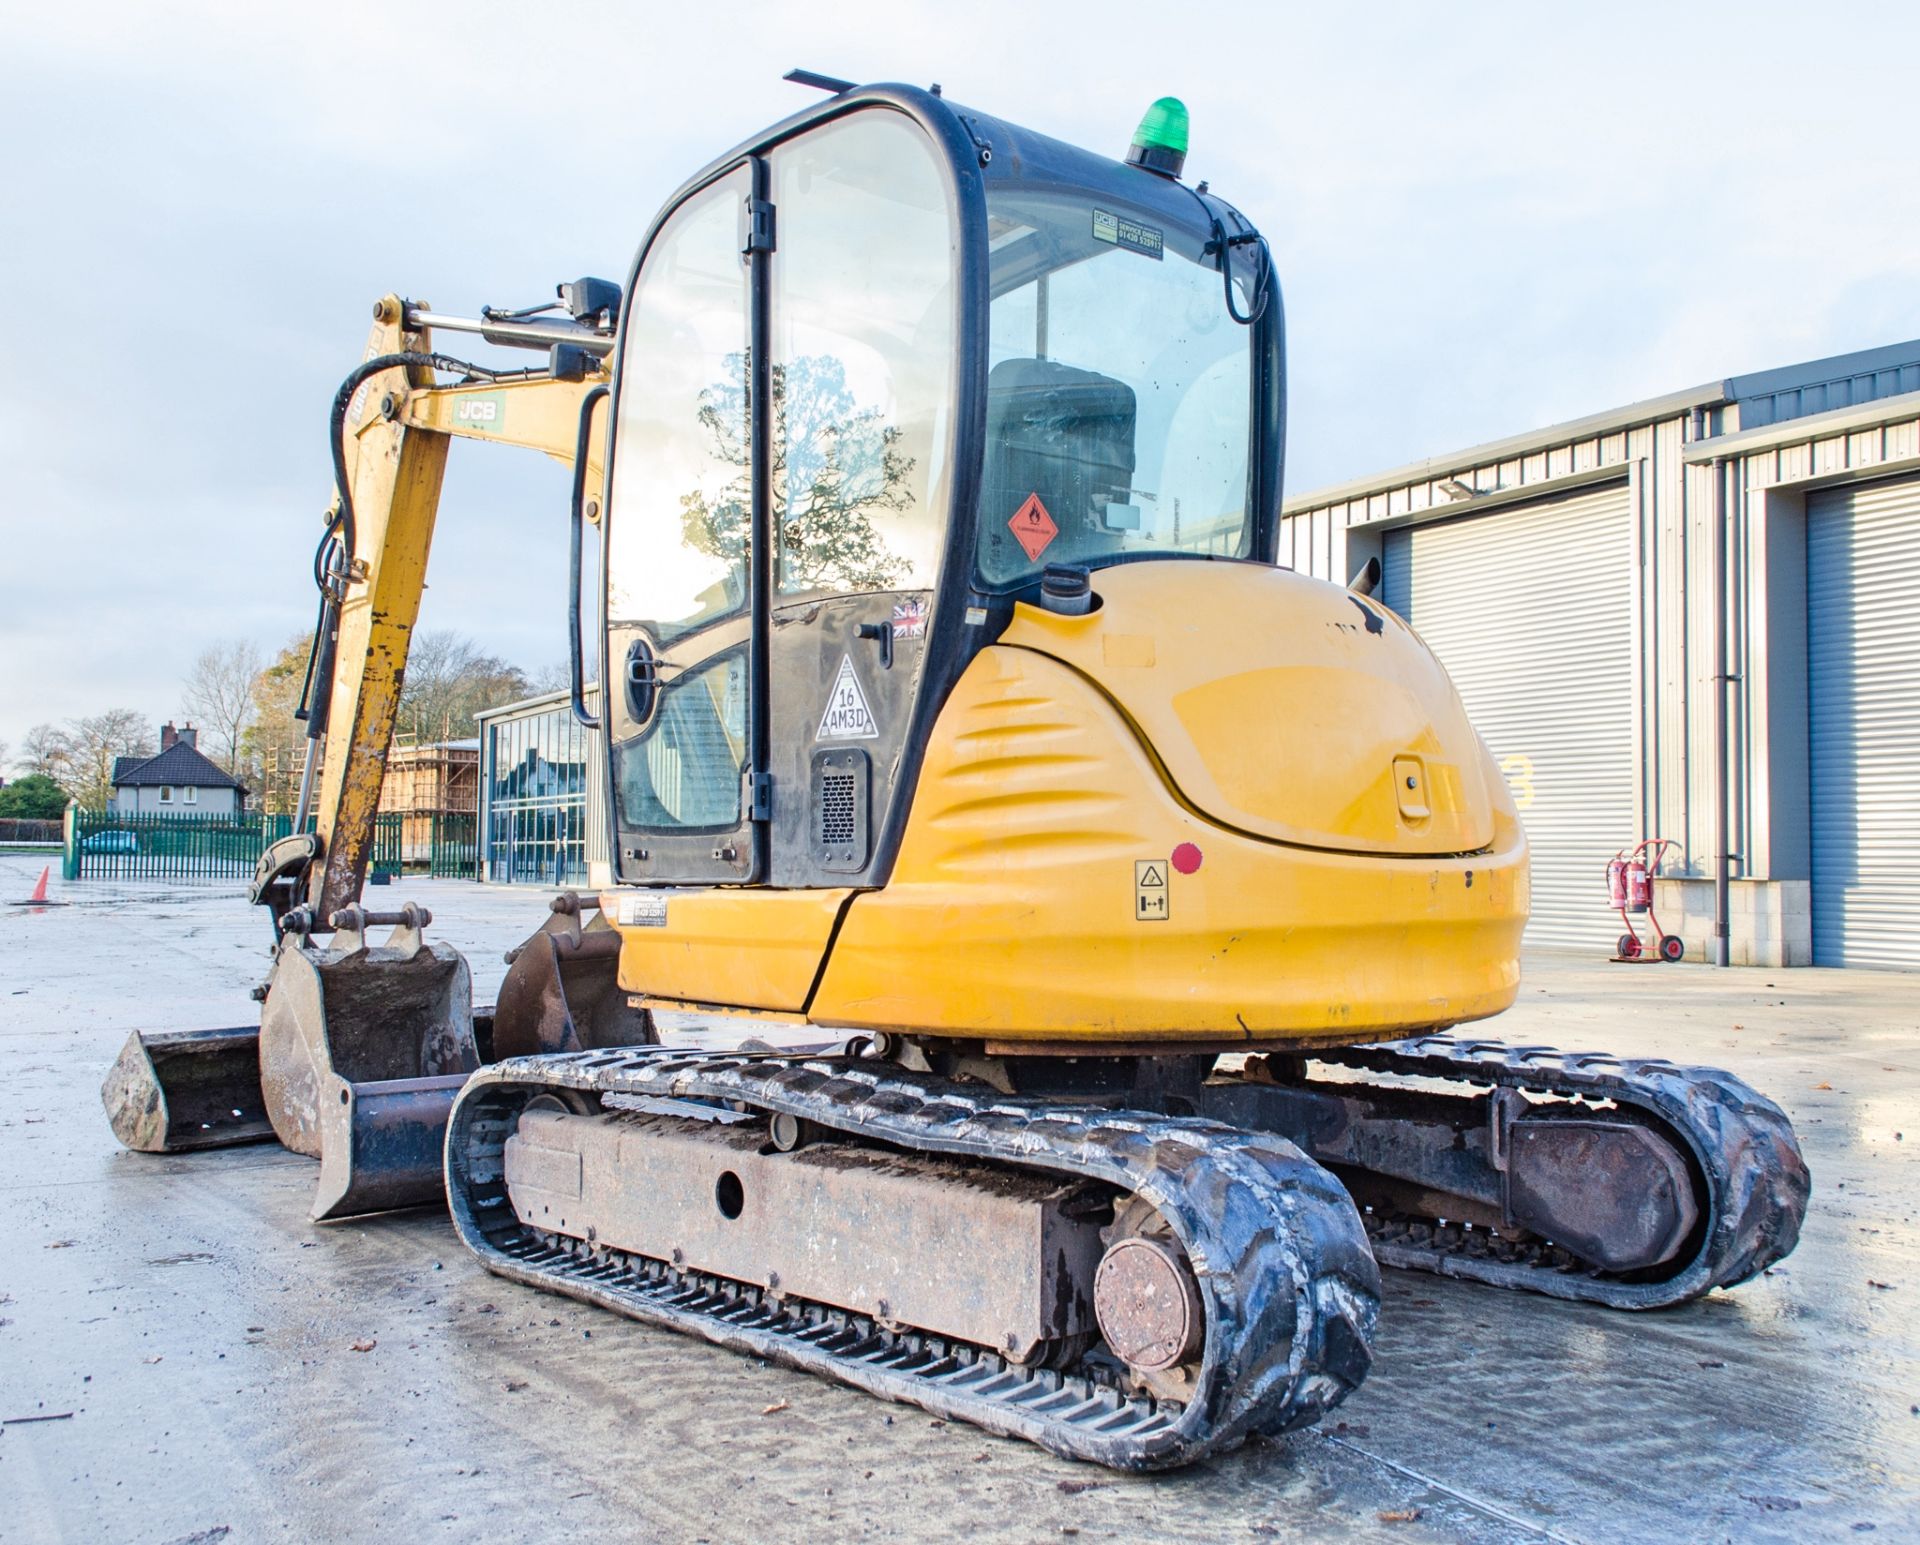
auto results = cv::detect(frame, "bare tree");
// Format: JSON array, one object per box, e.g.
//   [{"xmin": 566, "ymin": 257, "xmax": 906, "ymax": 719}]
[
  {"xmin": 526, "ymin": 659, "xmax": 573, "ymax": 695},
  {"xmin": 240, "ymin": 633, "xmax": 316, "ymax": 816},
  {"xmin": 396, "ymin": 630, "xmax": 532, "ymax": 744},
  {"xmin": 18, "ymin": 723, "xmax": 66, "ymax": 779},
  {"xmin": 181, "ymin": 638, "xmax": 263, "ymax": 775},
  {"xmin": 682, "ymin": 353, "xmax": 913, "ymax": 598},
  {"xmin": 238, "ymin": 629, "xmax": 532, "ymax": 812},
  {"xmin": 30, "ymin": 710, "xmax": 153, "ymax": 809}
]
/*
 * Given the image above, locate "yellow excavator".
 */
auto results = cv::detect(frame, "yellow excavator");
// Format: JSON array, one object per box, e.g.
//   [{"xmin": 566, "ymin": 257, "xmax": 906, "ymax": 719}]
[{"xmin": 103, "ymin": 76, "xmax": 1808, "ymax": 1471}]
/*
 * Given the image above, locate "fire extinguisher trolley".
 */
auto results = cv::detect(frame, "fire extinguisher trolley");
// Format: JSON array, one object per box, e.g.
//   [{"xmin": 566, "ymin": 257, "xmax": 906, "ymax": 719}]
[{"xmin": 1607, "ymin": 838, "xmax": 1685, "ymax": 962}]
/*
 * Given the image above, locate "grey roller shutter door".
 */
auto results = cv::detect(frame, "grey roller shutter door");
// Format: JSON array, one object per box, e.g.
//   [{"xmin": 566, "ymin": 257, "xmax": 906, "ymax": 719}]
[
  {"xmin": 1808, "ymin": 477, "xmax": 1920, "ymax": 969},
  {"xmin": 1383, "ymin": 485, "xmax": 1634, "ymax": 949}
]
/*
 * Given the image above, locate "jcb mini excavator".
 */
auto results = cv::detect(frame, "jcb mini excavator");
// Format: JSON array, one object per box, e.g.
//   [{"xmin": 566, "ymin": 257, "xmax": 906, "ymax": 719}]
[{"xmin": 102, "ymin": 77, "xmax": 1808, "ymax": 1471}]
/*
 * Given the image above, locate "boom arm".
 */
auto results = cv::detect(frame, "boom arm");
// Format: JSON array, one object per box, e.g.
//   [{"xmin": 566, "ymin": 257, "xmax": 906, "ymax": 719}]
[{"xmin": 304, "ymin": 293, "xmax": 610, "ymax": 923}]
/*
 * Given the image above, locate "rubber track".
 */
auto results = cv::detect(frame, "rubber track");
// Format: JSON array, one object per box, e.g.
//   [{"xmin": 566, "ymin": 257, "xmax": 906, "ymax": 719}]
[
  {"xmin": 1311, "ymin": 1035, "xmax": 1810, "ymax": 1309},
  {"xmin": 446, "ymin": 1047, "xmax": 1381, "ymax": 1471}
]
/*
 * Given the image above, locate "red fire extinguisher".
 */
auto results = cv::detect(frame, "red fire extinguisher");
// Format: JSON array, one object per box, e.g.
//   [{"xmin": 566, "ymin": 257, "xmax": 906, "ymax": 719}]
[
  {"xmin": 1624, "ymin": 854, "xmax": 1651, "ymax": 914},
  {"xmin": 1606, "ymin": 838, "xmax": 1684, "ymax": 962}
]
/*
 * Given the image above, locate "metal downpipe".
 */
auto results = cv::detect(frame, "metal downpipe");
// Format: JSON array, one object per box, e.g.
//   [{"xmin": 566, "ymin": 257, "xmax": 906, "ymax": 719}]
[{"xmin": 1712, "ymin": 455, "xmax": 1731, "ymax": 968}]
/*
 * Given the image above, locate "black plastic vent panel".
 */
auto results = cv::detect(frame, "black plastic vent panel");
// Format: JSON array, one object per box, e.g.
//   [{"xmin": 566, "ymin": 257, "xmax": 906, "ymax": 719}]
[
  {"xmin": 821, "ymin": 773, "xmax": 857, "ymax": 847},
  {"xmin": 811, "ymin": 748, "xmax": 869, "ymax": 872}
]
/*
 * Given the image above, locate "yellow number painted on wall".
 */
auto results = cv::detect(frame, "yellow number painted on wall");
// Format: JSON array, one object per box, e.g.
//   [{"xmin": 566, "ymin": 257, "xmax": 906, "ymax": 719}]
[{"xmin": 1500, "ymin": 753, "xmax": 1536, "ymax": 811}]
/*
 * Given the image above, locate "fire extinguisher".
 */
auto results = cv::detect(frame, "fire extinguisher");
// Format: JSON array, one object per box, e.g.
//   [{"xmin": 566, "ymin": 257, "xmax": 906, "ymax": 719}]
[
  {"xmin": 1606, "ymin": 856, "xmax": 1629, "ymax": 909},
  {"xmin": 1624, "ymin": 855, "xmax": 1651, "ymax": 913}
]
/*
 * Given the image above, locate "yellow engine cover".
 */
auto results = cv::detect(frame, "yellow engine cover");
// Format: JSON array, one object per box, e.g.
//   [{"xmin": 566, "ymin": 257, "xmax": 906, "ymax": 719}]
[
  {"xmin": 1000, "ymin": 563, "xmax": 1496, "ymax": 856},
  {"xmin": 809, "ymin": 638, "xmax": 1526, "ymax": 1046}
]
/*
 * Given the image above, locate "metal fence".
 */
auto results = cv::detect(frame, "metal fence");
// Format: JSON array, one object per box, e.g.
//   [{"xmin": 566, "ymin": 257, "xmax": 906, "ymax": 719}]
[{"xmin": 63, "ymin": 809, "xmax": 479, "ymax": 882}]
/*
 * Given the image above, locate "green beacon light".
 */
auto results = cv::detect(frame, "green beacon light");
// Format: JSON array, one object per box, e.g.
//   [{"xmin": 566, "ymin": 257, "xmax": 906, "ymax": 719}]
[{"xmin": 1126, "ymin": 96, "xmax": 1189, "ymax": 179}]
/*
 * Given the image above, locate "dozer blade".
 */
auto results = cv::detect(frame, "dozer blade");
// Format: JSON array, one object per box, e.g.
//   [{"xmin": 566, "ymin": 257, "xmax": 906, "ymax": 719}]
[
  {"xmin": 101, "ymin": 1024, "xmax": 275, "ymax": 1153},
  {"xmin": 258, "ymin": 903, "xmax": 479, "ymax": 1221},
  {"xmin": 490, "ymin": 891, "xmax": 657, "ymax": 1059}
]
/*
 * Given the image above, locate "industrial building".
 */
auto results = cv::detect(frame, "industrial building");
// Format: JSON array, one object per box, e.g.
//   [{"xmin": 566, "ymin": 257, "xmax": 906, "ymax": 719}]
[
  {"xmin": 1283, "ymin": 337, "xmax": 1920, "ymax": 969},
  {"xmin": 475, "ymin": 687, "xmax": 607, "ymax": 888}
]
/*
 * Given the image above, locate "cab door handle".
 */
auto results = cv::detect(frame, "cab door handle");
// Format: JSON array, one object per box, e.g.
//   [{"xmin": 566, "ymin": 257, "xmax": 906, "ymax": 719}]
[{"xmin": 856, "ymin": 621, "xmax": 893, "ymax": 670}]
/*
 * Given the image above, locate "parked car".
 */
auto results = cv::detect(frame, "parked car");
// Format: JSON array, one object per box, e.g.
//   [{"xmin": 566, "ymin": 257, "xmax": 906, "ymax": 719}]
[{"xmin": 81, "ymin": 829, "xmax": 138, "ymax": 854}]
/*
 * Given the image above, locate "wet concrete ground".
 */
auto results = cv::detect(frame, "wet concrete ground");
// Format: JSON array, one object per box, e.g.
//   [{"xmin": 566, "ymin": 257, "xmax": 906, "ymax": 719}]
[{"xmin": 0, "ymin": 852, "xmax": 1914, "ymax": 1543}]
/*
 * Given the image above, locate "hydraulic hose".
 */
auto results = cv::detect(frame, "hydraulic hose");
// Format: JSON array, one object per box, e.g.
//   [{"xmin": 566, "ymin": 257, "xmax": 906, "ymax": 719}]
[
  {"xmin": 1184, "ymin": 186, "xmax": 1273, "ymax": 327},
  {"xmin": 296, "ymin": 346, "xmax": 504, "ymax": 733},
  {"xmin": 327, "ymin": 350, "xmax": 472, "ymax": 575}
]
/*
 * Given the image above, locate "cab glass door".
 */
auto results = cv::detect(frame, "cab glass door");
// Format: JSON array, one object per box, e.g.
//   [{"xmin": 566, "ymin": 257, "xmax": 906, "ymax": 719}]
[
  {"xmin": 604, "ymin": 166, "xmax": 756, "ymax": 882},
  {"xmin": 763, "ymin": 110, "xmax": 957, "ymax": 885}
]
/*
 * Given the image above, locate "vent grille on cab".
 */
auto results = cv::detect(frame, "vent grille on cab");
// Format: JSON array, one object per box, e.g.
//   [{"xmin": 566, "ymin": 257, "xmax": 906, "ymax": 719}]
[
  {"xmin": 810, "ymin": 749, "xmax": 869, "ymax": 873},
  {"xmin": 820, "ymin": 772, "xmax": 857, "ymax": 847}
]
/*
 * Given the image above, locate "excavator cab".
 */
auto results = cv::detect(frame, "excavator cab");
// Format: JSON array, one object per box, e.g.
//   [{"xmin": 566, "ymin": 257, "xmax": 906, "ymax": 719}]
[
  {"xmin": 591, "ymin": 88, "xmax": 1517, "ymax": 1042},
  {"xmin": 600, "ymin": 94, "xmax": 1278, "ymax": 903}
]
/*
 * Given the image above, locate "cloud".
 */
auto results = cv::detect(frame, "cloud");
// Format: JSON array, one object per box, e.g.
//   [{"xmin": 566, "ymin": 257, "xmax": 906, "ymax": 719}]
[{"xmin": 5, "ymin": 0, "xmax": 1920, "ymax": 744}]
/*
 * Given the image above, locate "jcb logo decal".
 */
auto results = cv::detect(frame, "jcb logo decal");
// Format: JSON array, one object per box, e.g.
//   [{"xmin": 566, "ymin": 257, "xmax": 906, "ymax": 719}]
[{"xmin": 454, "ymin": 394, "xmax": 505, "ymax": 429}]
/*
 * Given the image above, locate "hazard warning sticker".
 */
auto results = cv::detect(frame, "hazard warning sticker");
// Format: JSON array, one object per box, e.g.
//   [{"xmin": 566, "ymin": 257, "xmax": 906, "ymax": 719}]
[
  {"xmin": 1009, "ymin": 493, "xmax": 1058, "ymax": 562},
  {"xmin": 817, "ymin": 653, "xmax": 879, "ymax": 741},
  {"xmin": 1134, "ymin": 859, "xmax": 1169, "ymax": 922}
]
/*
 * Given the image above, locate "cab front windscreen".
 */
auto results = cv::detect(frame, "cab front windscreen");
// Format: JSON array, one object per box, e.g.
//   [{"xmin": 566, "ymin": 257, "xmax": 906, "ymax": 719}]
[{"xmin": 979, "ymin": 189, "xmax": 1255, "ymax": 586}]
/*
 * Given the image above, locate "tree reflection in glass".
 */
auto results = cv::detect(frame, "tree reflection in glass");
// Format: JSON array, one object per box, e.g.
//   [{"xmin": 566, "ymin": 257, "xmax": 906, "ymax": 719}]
[{"xmin": 679, "ymin": 352, "xmax": 915, "ymax": 599}]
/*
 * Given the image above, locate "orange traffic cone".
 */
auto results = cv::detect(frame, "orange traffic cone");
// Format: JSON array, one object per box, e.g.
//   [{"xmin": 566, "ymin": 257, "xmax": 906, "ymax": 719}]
[{"xmin": 29, "ymin": 865, "xmax": 50, "ymax": 903}]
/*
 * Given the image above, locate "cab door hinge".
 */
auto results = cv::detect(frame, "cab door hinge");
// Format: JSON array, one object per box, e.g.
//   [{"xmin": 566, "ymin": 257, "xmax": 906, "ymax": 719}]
[
  {"xmin": 749, "ymin": 771, "xmax": 774, "ymax": 823},
  {"xmin": 744, "ymin": 197, "xmax": 777, "ymax": 255}
]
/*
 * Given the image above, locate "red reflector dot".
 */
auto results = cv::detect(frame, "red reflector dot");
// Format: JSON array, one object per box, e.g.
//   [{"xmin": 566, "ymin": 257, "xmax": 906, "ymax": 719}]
[{"xmin": 1171, "ymin": 842, "xmax": 1203, "ymax": 875}]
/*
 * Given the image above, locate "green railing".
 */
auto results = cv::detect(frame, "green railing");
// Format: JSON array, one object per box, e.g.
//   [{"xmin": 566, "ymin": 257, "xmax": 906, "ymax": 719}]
[{"xmin": 63, "ymin": 809, "xmax": 478, "ymax": 882}]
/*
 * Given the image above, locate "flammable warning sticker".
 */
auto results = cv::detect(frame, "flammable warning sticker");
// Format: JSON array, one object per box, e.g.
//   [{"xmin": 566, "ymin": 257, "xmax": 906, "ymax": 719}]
[
  {"xmin": 1134, "ymin": 859, "xmax": 1169, "ymax": 922},
  {"xmin": 817, "ymin": 653, "xmax": 879, "ymax": 741},
  {"xmin": 1009, "ymin": 492, "xmax": 1058, "ymax": 562}
]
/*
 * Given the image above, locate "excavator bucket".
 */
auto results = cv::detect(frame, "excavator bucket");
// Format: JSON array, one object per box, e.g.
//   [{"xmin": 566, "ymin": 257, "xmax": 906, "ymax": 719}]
[
  {"xmin": 257, "ymin": 904, "xmax": 479, "ymax": 1221},
  {"xmin": 101, "ymin": 1024, "xmax": 274, "ymax": 1153},
  {"xmin": 489, "ymin": 892, "xmax": 657, "ymax": 1059}
]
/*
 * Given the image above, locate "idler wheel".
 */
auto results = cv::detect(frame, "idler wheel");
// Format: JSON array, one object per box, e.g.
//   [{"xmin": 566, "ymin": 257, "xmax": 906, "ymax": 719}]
[{"xmin": 1095, "ymin": 1197, "xmax": 1205, "ymax": 1399}]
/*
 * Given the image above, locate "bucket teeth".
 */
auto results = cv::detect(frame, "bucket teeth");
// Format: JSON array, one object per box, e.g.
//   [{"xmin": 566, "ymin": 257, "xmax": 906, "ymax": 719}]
[
  {"xmin": 103, "ymin": 892, "xmax": 656, "ymax": 1221},
  {"xmin": 257, "ymin": 912, "xmax": 479, "ymax": 1218}
]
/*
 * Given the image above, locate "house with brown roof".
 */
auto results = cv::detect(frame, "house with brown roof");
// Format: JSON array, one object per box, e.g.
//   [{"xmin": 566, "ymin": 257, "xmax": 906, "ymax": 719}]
[{"xmin": 111, "ymin": 723, "xmax": 246, "ymax": 815}]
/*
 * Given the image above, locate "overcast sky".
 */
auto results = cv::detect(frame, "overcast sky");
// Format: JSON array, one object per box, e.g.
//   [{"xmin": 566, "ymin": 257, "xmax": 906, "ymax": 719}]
[{"xmin": 6, "ymin": 1, "xmax": 1919, "ymax": 752}]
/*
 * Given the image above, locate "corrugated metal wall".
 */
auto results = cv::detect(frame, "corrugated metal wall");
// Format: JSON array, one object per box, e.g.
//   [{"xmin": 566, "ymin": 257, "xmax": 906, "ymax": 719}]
[
  {"xmin": 1807, "ymin": 477, "xmax": 1920, "ymax": 967},
  {"xmin": 1383, "ymin": 487, "xmax": 1635, "ymax": 947},
  {"xmin": 586, "ymin": 713, "xmax": 609, "ymax": 872},
  {"xmin": 1734, "ymin": 342, "xmax": 1920, "ymax": 430}
]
